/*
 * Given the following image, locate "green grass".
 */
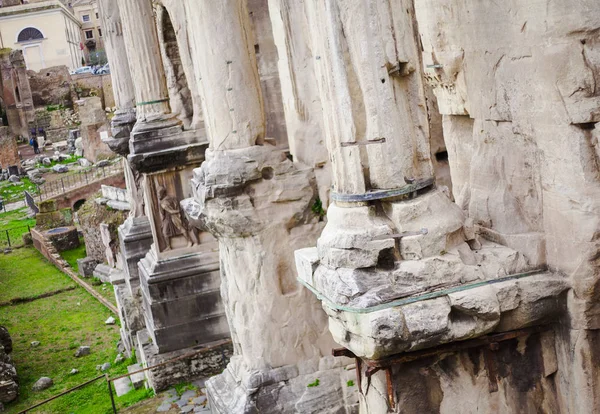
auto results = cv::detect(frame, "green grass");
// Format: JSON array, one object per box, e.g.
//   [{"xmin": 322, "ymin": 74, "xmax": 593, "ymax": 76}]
[
  {"xmin": 0, "ymin": 177, "xmax": 39, "ymax": 204},
  {"xmin": 0, "ymin": 246, "xmax": 149, "ymax": 413},
  {"xmin": 89, "ymin": 278, "xmax": 118, "ymax": 308},
  {"xmin": 60, "ymin": 241, "xmax": 87, "ymax": 273},
  {"xmin": 0, "ymin": 207, "xmax": 35, "ymax": 228},
  {"xmin": 0, "ymin": 208, "xmax": 35, "ymax": 249},
  {"xmin": 35, "ymin": 155, "xmax": 82, "ymax": 169},
  {"xmin": 0, "ymin": 248, "xmax": 75, "ymax": 303}
]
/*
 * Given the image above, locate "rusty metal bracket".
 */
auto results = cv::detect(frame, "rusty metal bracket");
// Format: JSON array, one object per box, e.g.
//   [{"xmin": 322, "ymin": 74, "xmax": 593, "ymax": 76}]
[{"xmin": 386, "ymin": 367, "xmax": 395, "ymax": 410}]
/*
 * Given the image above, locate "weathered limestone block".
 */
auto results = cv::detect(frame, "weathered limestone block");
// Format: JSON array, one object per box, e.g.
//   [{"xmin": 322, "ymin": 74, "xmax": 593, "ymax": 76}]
[
  {"xmin": 320, "ymin": 271, "xmax": 568, "ymax": 360},
  {"xmin": 135, "ymin": 329, "xmax": 233, "ymax": 393},
  {"xmin": 383, "ymin": 189, "xmax": 466, "ymax": 259},
  {"xmin": 316, "ymin": 204, "xmax": 394, "ymax": 269}
]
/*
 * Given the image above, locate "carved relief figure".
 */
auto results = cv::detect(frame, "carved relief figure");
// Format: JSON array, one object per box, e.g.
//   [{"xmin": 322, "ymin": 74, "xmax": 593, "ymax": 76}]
[{"xmin": 157, "ymin": 186, "xmax": 196, "ymax": 250}]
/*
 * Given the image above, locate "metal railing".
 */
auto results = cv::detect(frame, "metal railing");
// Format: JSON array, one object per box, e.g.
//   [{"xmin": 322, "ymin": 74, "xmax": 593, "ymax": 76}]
[
  {"xmin": 37, "ymin": 162, "xmax": 124, "ymax": 201},
  {"xmin": 0, "ymin": 225, "xmax": 31, "ymax": 248}
]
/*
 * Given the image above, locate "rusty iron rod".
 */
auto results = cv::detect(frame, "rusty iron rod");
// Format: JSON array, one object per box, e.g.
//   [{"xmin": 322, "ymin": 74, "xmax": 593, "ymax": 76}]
[{"xmin": 106, "ymin": 373, "xmax": 117, "ymax": 414}]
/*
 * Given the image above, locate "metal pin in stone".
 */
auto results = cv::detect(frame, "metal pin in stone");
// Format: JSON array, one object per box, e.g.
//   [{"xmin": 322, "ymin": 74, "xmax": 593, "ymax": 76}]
[
  {"xmin": 340, "ymin": 138, "xmax": 386, "ymax": 147},
  {"xmin": 372, "ymin": 228, "xmax": 428, "ymax": 241}
]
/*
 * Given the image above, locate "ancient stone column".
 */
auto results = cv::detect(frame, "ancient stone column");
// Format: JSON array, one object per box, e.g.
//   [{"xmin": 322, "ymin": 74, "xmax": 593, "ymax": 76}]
[
  {"xmin": 182, "ymin": 0, "xmax": 356, "ymax": 411},
  {"xmin": 267, "ymin": 0, "xmax": 331, "ymax": 205},
  {"xmin": 295, "ymin": 1, "xmax": 570, "ymax": 412},
  {"xmin": 118, "ymin": 0, "xmax": 182, "ymax": 155},
  {"xmin": 97, "ymin": 0, "xmax": 136, "ymax": 154}
]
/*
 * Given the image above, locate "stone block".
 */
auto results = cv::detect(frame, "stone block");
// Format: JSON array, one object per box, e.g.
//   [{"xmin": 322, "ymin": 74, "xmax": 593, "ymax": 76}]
[
  {"xmin": 128, "ymin": 364, "xmax": 145, "ymax": 389},
  {"xmin": 93, "ymin": 264, "xmax": 112, "ymax": 284},
  {"xmin": 294, "ymin": 247, "xmax": 319, "ymax": 285},
  {"xmin": 38, "ymin": 200, "xmax": 57, "ymax": 214},
  {"xmin": 114, "ymin": 377, "xmax": 133, "ymax": 397},
  {"xmin": 77, "ymin": 257, "xmax": 98, "ymax": 277},
  {"xmin": 45, "ymin": 226, "xmax": 80, "ymax": 252}
]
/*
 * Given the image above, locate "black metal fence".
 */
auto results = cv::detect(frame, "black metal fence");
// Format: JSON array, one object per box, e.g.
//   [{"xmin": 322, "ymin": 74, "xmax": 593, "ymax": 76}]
[
  {"xmin": 24, "ymin": 190, "xmax": 39, "ymax": 214},
  {"xmin": 0, "ymin": 225, "xmax": 31, "ymax": 248},
  {"xmin": 37, "ymin": 163, "xmax": 123, "ymax": 201}
]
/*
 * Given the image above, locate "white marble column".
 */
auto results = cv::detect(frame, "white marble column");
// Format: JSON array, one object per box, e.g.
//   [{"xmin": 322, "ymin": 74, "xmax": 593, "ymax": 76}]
[
  {"xmin": 184, "ymin": 0, "xmax": 265, "ymax": 151},
  {"xmin": 183, "ymin": 1, "xmax": 355, "ymax": 411},
  {"xmin": 97, "ymin": 0, "xmax": 136, "ymax": 147},
  {"xmin": 118, "ymin": 0, "xmax": 176, "ymax": 132},
  {"xmin": 305, "ymin": 0, "xmax": 433, "ymax": 195}
]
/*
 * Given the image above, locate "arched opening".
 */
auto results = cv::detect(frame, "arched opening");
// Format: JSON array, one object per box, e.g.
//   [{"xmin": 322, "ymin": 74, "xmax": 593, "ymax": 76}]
[
  {"xmin": 157, "ymin": 6, "xmax": 193, "ymax": 128},
  {"xmin": 17, "ymin": 27, "xmax": 43, "ymax": 43},
  {"xmin": 73, "ymin": 199, "xmax": 86, "ymax": 212}
]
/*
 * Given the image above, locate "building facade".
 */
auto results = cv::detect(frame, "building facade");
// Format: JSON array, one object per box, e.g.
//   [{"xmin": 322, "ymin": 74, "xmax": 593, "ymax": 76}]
[
  {"xmin": 0, "ymin": 0, "xmax": 83, "ymax": 71},
  {"xmin": 72, "ymin": 0, "xmax": 104, "ymax": 65}
]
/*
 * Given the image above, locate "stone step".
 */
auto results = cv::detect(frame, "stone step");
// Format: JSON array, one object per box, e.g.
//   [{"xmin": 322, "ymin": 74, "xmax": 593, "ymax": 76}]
[
  {"xmin": 113, "ymin": 377, "xmax": 133, "ymax": 397},
  {"xmin": 128, "ymin": 363, "xmax": 146, "ymax": 389}
]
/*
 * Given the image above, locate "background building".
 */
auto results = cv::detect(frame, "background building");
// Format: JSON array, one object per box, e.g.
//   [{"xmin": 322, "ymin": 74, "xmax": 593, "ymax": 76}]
[
  {"xmin": 0, "ymin": 0, "xmax": 84, "ymax": 71},
  {"xmin": 72, "ymin": 0, "xmax": 105, "ymax": 66}
]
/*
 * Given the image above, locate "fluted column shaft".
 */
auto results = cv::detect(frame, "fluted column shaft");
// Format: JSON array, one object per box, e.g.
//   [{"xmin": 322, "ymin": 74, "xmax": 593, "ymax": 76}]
[
  {"xmin": 98, "ymin": 0, "xmax": 135, "ymax": 113},
  {"xmin": 119, "ymin": 0, "xmax": 171, "ymax": 127},
  {"xmin": 184, "ymin": 0, "xmax": 265, "ymax": 150},
  {"xmin": 306, "ymin": 0, "xmax": 433, "ymax": 195}
]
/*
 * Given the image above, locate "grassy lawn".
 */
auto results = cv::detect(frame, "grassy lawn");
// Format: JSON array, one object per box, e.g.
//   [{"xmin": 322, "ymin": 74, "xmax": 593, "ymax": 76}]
[
  {"xmin": 0, "ymin": 177, "xmax": 39, "ymax": 204},
  {"xmin": 0, "ymin": 248, "xmax": 75, "ymax": 303},
  {"xmin": 60, "ymin": 241, "xmax": 87, "ymax": 273},
  {"xmin": 88, "ymin": 277, "xmax": 118, "ymax": 308},
  {"xmin": 0, "ymin": 247, "xmax": 152, "ymax": 413},
  {"xmin": 0, "ymin": 208, "xmax": 35, "ymax": 249},
  {"xmin": 0, "ymin": 208, "xmax": 35, "ymax": 228}
]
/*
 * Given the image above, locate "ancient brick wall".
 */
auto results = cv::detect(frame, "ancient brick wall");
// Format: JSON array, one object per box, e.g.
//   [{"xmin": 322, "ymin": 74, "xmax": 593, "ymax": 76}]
[
  {"xmin": 0, "ymin": 127, "xmax": 19, "ymax": 169},
  {"xmin": 27, "ymin": 66, "xmax": 74, "ymax": 108},
  {"xmin": 72, "ymin": 73, "xmax": 115, "ymax": 109}
]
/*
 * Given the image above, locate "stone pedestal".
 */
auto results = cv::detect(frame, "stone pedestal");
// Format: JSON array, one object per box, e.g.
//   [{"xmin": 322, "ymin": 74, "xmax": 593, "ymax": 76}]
[
  {"xmin": 138, "ymin": 246, "xmax": 230, "ymax": 354},
  {"xmin": 119, "ymin": 216, "xmax": 153, "ymax": 293}
]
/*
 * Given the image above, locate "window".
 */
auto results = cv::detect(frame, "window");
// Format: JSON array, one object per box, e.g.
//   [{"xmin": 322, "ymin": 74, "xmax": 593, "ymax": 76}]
[
  {"xmin": 17, "ymin": 27, "xmax": 44, "ymax": 43},
  {"xmin": 85, "ymin": 30, "xmax": 93, "ymax": 39},
  {"xmin": 82, "ymin": 14, "xmax": 90, "ymax": 22},
  {"xmin": 98, "ymin": 27, "xmax": 102, "ymax": 37},
  {"xmin": 95, "ymin": 12, "xmax": 98, "ymax": 19}
]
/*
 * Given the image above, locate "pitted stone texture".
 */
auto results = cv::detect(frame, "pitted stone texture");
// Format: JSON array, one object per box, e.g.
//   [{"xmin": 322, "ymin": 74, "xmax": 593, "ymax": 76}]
[
  {"xmin": 186, "ymin": 145, "xmax": 336, "ymax": 372},
  {"xmin": 322, "ymin": 272, "xmax": 568, "ymax": 360},
  {"xmin": 317, "ymin": 204, "xmax": 394, "ymax": 270},
  {"xmin": 383, "ymin": 189, "xmax": 466, "ymax": 259},
  {"xmin": 304, "ymin": 240, "xmax": 530, "ymax": 310},
  {"xmin": 206, "ymin": 356, "xmax": 358, "ymax": 414}
]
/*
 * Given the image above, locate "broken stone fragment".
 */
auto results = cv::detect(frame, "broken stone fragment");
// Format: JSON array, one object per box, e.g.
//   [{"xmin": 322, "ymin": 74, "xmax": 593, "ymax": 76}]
[
  {"xmin": 32, "ymin": 377, "xmax": 53, "ymax": 391},
  {"xmin": 105, "ymin": 316, "xmax": 116, "ymax": 325},
  {"xmin": 74, "ymin": 346, "xmax": 90, "ymax": 357},
  {"xmin": 30, "ymin": 341, "xmax": 40, "ymax": 348}
]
